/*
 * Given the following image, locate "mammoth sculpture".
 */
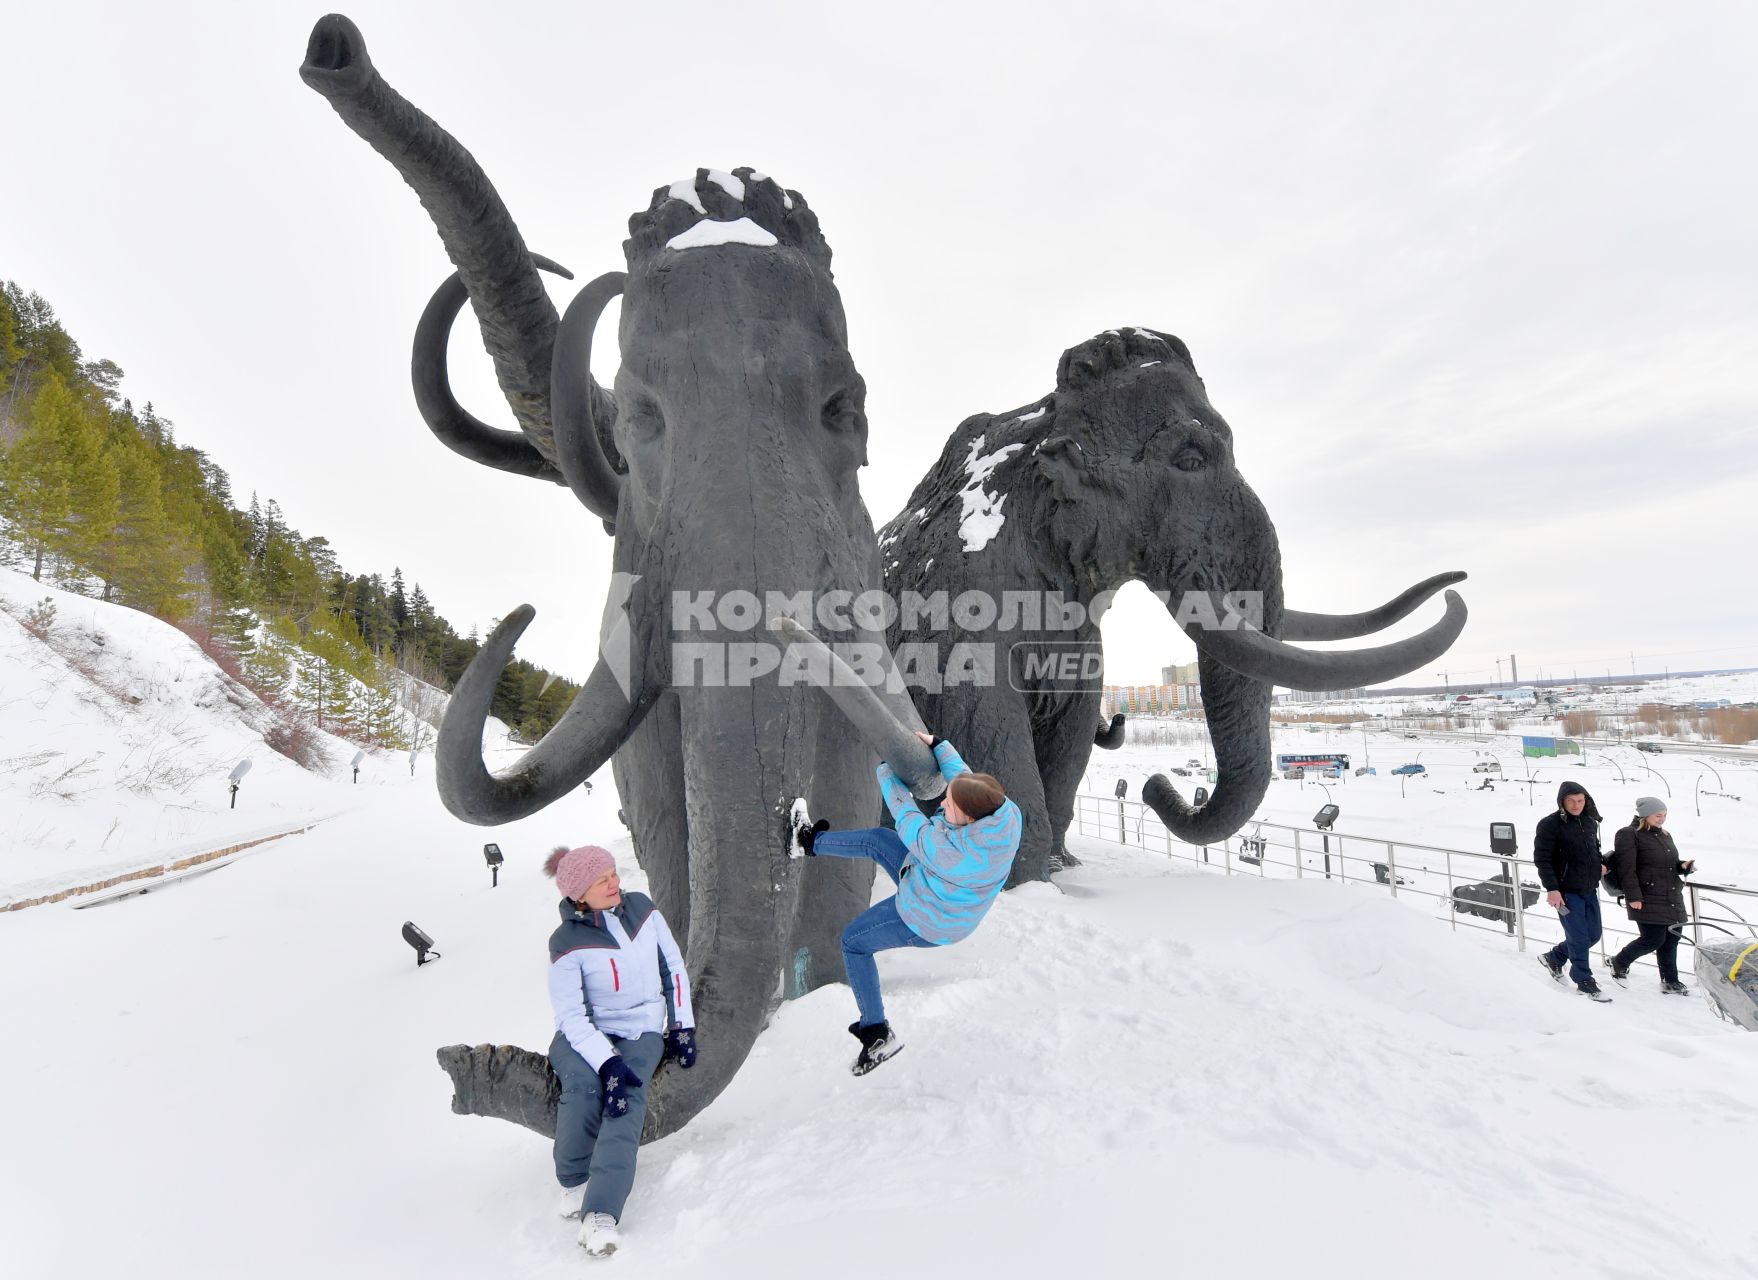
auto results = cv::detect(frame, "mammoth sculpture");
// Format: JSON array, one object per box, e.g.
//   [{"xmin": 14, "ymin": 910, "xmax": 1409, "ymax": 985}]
[
  {"xmin": 300, "ymin": 14, "xmax": 944, "ymax": 1140},
  {"xmin": 877, "ymin": 327, "xmax": 1468, "ymax": 881}
]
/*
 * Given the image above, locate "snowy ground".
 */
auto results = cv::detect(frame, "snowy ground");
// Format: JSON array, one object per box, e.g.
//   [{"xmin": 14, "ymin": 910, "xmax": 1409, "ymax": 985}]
[
  {"xmin": 3, "ymin": 572, "xmax": 1756, "ymax": 1278},
  {"xmin": 2, "ymin": 777, "xmax": 1753, "ymax": 1279},
  {"xmin": 1082, "ymin": 726, "xmax": 1758, "ymax": 891}
]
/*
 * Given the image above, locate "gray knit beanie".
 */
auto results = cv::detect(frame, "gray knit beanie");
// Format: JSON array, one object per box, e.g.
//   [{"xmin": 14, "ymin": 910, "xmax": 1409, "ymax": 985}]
[{"xmin": 1634, "ymin": 796, "xmax": 1667, "ymax": 819}]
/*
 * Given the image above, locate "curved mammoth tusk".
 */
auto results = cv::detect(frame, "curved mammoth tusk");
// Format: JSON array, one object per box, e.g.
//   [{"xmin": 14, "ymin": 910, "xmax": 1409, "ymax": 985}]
[
  {"xmin": 1094, "ymin": 712, "xmax": 1126, "ymax": 750},
  {"xmin": 437, "ymin": 605, "xmax": 653, "ymax": 825},
  {"xmin": 1280, "ymin": 571, "xmax": 1468, "ymax": 642},
  {"xmin": 1184, "ymin": 590, "xmax": 1468, "ymax": 691},
  {"xmin": 767, "ymin": 616, "xmax": 944, "ymax": 800},
  {"xmin": 412, "ymin": 258, "xmax": 576, "ymax": 482},
  {"xmin": 551, "ymin": 272, "xmax": 628, "ymax": 525}
]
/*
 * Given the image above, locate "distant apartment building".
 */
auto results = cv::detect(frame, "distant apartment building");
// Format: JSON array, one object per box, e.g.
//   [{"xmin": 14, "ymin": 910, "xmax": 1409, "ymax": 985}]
[
  {"xmin": 1103, "ymin": 683, "xmax": 1202, "ymax": 717},
  {"xmin": 1272, "ymin": 687, "xmax": 1368, "ymax": 704},
  {"xmin": 1161, "ymin": 662, "xmax": 1200, "ymax": 686}
]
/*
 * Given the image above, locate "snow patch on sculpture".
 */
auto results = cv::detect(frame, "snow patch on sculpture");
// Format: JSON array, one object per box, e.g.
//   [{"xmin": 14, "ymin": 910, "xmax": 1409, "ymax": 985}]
[
  {"xmin": 957, "ymin": 435, "xmax": 1026, "ymax": 553},
  {"xmin": 666, "ymin": 180, "xmax": 706, "ymax": 214},
  {"xmin": 705, "ymin": 168, "xmax": 745, "ymax": 201},
  {"xmin": 666, "ymin": 218, "xmax": 780, "ymax": 251}
]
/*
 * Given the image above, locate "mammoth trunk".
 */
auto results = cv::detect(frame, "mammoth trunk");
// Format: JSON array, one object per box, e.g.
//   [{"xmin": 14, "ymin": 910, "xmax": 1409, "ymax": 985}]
[
  {"xmin": 1142, "ymin": 654, "xmax": 1273, "ymax": 845},
  {"xmin": 640, "ymin": 681, "xmax": 794, "ymax": 1139}
]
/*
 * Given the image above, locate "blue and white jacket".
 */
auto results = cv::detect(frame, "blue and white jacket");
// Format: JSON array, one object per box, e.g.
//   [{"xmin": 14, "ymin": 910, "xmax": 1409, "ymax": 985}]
[
  {"xmin": 876, "ymin": 740, "xmax": 1022, "ymax": 945},
  {"xmin": 546, "ymin": 891, "xmax": 693, "ymax": 1071}
]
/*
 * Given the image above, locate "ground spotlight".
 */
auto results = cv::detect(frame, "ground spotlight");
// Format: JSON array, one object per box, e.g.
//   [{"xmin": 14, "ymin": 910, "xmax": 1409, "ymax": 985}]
[
  {"xmin": 227, "ymin": 759, "xmax": 252, "ymax": 810},
  {"xmin": 402, "ymin": 921, "xmax": 440, "ymax": 967}
]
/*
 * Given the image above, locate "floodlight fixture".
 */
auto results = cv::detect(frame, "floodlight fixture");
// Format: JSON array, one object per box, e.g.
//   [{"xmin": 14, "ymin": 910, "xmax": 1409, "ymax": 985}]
[
  {"xmin": 1314, "ymin": 804, "xmax": 1340, "ymax": 831},
  {"xmin": 402, "ymin": 921, "xmax": 439, "ymax": 967},
  {"xmin": 1113, "ymin": 778, "xmax": 1128, "ymax": 800},
  {"xmin": 483, "ymin": 842, "xmax": 504, "ymax": 887},
  {"xmin": 351, "ymin": 749, "xmax": 365, "ymax": 784},
  {"xmin": 227, "ymin": 758, "xmax": 252, "ymax": 810},
  {"xmin": 1489, "ymin": 822, "xmax": 1517, "ymax": 856},
  {"xmin": 1193, "ymin": 786, "xmax": 1210, "ymax": 807}
]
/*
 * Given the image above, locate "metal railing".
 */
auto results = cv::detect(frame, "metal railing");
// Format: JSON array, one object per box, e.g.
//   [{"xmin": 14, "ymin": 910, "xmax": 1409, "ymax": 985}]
[{"xmin": 1072, "ymin": 793, "xmax": 1758, "ymax": 973}]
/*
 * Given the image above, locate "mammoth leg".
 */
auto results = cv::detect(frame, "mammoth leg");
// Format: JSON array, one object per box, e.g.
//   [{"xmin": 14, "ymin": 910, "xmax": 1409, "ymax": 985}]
[{"xmin": 1036, "ymin": 694, "xmax": 1108, "ymax": 873}]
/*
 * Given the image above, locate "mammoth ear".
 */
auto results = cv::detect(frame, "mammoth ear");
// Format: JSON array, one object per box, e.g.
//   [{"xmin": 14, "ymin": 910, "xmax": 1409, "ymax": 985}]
[{"xmin": 1034, "ymin": 435, "xmax": 1092, "ymax": 501}]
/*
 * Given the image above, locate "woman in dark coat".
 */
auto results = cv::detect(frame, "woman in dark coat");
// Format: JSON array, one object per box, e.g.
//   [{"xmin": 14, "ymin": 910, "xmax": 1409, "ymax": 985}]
[{"xmin": 1607, "ymin": 797, "xmax": 1697, "ymax": 993}]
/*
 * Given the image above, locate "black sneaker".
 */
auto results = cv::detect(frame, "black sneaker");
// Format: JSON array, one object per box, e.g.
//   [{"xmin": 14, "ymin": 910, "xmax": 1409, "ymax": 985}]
[
  {"xmin": 1537, "ymin": 952, "xmax": 1565, "ymax": 983},
  {"xmin": 849, "ymin": 1021, "xmax": 904, "ymax": 1076},
  {"xmin": 1608, "ymin": 962, "xmax": 1630, "ymax": 985},
  {"xmin": 1660, "ymin": 980, "xmax": 1690, "ymax": 995},
  {"xmin": 1577, "ymin": 980, "xmax": 1613, "ymax": 1003}
]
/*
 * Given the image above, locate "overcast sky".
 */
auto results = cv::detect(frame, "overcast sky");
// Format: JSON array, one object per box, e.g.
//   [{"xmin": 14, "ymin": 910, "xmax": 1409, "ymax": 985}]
[{"xmin": 5, "ymin": 1, "xmax": 1755, "ymax": 689}]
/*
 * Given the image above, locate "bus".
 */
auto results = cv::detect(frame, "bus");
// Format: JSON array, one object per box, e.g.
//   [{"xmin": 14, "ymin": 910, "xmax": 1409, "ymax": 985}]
[{"xmin": 1276, "ymin": 752, "xmax": 1351, "ymax": 774}]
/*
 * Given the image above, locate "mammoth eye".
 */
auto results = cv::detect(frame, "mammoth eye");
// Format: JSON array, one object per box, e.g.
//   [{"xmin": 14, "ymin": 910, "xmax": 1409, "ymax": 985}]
[
  {"xmin": 625, "ymin": 395, "xmax": 665, "ymax": 437},
  {"xmin": 1173, "ymin": 447, "xmax": 1207, "ymax": 473},
  {"xmin": 822, "ymin": 388, "xmax": 866, "ymax": 434}
]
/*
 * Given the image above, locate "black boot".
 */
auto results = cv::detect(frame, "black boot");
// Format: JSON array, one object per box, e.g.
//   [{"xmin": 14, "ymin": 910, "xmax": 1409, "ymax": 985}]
[{"xmin": 848, "ymin": 1020, "xmax": 904, "ymax": 1076}]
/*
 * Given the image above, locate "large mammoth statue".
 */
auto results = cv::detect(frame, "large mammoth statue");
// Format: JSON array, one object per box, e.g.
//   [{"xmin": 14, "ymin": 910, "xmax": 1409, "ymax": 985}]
[
  {"xmin": 300, "ymin": 14, "xmax": 942, "ymax": 1139},
  {"xmin": 877, "ymin": 327, "xmax": 1467, "ymax": 881}
]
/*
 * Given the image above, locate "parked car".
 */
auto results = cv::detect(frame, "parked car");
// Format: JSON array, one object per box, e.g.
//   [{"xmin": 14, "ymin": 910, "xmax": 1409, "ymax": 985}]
[
  {"xmin": 1391, "ymin": 763, "xmax": 1426, "ymax": 776},
  {"xmin": 1186, "ymin": 759, "xmax": 1202, "ymax": 768},
  {"xmin": 1472, "ymin": 760, "xmax": 1502, "ymax": 774},
  {"xmin": 1169, "ymin": 767, "xmax": 1190, "ymax": 776},
  {"xmin": 1402, "ymin": 732, "xmax": 1419, "ymax": 739},
  {"xmin": 1635, "ymin": 742, "xmax": 1662, "ymax": 754}
]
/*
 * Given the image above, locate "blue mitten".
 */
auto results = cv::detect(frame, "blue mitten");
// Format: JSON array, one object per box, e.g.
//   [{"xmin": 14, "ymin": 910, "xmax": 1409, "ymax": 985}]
[
  {"xmin": 665, "ymin": 1026, "xmax": 698, "ymax": 1069},
  {"xmin": 598, "ymin": 1055, "xmax": 645, "ymax": 1117}
]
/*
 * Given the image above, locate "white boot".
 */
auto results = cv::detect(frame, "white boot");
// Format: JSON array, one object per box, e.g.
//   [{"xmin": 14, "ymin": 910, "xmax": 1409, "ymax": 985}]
[
  {"xmin": 557, "ymin": 1182, "xmax": 586, "ymax": 1219},
  {"xmin": 787, "ymin": 797, "xmax": 813, "ymax": 859},
  {"xmin": 579, "ymin": 1212, "xmax": 620, "ymax": 1257}
]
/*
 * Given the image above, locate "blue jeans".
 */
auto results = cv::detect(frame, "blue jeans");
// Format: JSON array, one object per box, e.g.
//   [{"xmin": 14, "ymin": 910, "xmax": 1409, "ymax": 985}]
[
  {"xmin": 550, "ymin": 1029, "xmax": 664, "ymax": 1220},
  {"xmin": 813, "ymin": 827, "xmax": 936, "ymax": 1026},
  {"xmin": 1545, "ymin": 891, "xmax": 1604, "ymax": 985}
]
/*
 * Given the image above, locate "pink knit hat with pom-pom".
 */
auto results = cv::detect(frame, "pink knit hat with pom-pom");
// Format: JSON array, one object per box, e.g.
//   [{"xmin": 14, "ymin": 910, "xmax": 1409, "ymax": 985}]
[{"xmin": 544, "ymin": 845, "xmax": 617, "ymax": 903}]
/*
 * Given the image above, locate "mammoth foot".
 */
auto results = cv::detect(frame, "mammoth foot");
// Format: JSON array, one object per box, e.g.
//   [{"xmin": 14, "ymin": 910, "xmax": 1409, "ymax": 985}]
[{"xmin": 436, "ymin": 1043, "xmax": 560, "ymax": 1139}]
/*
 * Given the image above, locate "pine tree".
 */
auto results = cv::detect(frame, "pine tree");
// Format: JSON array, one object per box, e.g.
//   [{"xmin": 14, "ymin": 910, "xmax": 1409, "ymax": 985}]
[{"xmin": 0, "ymin": 375, "xmax": 112, "ymax": 581}]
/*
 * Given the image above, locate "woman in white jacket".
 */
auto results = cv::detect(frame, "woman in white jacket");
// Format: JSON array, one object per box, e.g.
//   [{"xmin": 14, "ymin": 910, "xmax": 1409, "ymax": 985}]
[{"xmin": 544, "ymin": 844, "xmax": 695, "ymax": 1258}]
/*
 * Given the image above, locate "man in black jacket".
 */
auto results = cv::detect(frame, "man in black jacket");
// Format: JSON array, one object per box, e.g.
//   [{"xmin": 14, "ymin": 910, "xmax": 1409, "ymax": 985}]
[{"xmin": 1532, "ymin": 781, "xmax": 1612, "ymax": 1000}]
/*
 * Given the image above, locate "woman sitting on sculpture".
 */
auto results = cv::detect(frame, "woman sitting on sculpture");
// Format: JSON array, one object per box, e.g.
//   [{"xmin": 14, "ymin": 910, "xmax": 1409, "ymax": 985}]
[
  {"xmin": 544, "ymin": 844, "xmax": 696, "ymax": 1258},
  {"xmin": 792, "ymin": 731, "xmax": 1022, "ymax": 1074}
]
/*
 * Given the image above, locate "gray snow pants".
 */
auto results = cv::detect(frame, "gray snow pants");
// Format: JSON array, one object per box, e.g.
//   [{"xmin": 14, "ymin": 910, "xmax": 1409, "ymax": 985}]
[{"xmin": 550, "ymin": 1029, "xmax": 665, "ymax": 1221}]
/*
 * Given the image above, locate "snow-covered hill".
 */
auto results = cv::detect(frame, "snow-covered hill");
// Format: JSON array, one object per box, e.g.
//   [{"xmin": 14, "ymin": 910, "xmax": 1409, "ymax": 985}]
[{"xmin": 0, "ymin": 567, "xmax": 512, "ymax": 905}]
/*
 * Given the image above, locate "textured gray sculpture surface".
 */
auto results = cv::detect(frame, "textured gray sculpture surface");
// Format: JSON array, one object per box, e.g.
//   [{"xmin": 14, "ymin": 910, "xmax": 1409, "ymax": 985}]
[
  {"xmin": 301, "ymin": 17, "xmax": 1469, "ymax": 1140},
  {"xmin": 302, "ymin": 14, "xmax": 941, "ymax": 1140},
  {"xmin": 877, "ymin": 327, "xmax": 1468, "ymax": 881}
]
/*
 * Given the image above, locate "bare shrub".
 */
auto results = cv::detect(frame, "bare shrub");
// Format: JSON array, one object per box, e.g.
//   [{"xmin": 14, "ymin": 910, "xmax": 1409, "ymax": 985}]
[
  {"xmin": 1561, "ymin": 710, "xmax": 1600, "ymax": 736},
  {"xmin": 29, "ymin": 755, "xmax": 100, "ymax": 800},
  {"xmin": 264, "ymin": 707, "xmax": 330, "ymax": 771},
  {"xmin": 1492, "ymin": 717, "xmax": 1511, "ymax": 730},
  {"xmin": 175, "ymin": 619, "xmax": 246, "ymax": 684}
]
